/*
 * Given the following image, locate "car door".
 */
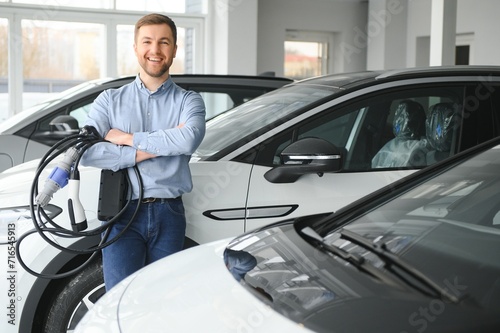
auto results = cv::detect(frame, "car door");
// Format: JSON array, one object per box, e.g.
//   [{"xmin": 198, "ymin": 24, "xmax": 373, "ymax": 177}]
[{"xmin": 243, "ymin": 83, "xmax": 469, "ymax": 233}]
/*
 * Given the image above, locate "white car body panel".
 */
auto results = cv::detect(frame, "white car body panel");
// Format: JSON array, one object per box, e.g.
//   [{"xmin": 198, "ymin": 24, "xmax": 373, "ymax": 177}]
[
  {"xmin": 0, "ymin": 160, "xmax": 103, "ymax": 332},
  {"xmin": 0, "ymin": 154, "xmax": 414, "ymax": 332},
  {"xmin": 0, "ymin": 135, "xmax": 30, "ymax": 174},
  {"xmin": 75, "ymin": 239, "xmax": 314, "ymax": 333},
  {"xmin": 184, "ymin": 161, "xmax": 252, "ymax": 243},
  {"xmin": 244, "ymin": 165, "xmax": 415, "ymax": 231}
]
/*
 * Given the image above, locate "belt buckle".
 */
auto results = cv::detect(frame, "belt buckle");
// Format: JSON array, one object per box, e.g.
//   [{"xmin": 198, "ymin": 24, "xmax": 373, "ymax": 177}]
[{"xmin": 142, "ymin": 197, "xmax": 156, "ymax": 204}]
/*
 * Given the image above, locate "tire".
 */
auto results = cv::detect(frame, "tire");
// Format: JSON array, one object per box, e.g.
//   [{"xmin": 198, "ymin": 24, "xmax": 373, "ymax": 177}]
[{"xmin": 42, "ymin": 258, "xmax": 105, "ymax": 333}]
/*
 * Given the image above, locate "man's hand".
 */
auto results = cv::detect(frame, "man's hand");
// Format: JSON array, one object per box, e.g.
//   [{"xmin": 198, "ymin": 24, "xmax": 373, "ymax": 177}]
[{"xmin": 105, "ymin": 129, "xmax": 133, "ymax": 146}]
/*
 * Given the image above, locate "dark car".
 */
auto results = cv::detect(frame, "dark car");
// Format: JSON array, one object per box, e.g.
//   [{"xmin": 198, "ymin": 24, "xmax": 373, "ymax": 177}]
[
  {"xmin": 0, "ymin": 74, "xmax": 292, "ymax": 172},
  {"xmin": 225, "ymin": 136, "xmax": 500, "ymax": 333},
  {"xmin": 78, "ymin": 136, "xmax": 500, "ymax": 332}
]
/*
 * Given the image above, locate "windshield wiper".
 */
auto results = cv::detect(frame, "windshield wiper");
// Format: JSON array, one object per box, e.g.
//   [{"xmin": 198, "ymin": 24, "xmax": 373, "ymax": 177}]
[
  {"xmin": 339, "ymin": 228, "xmax": 461, "ymax": 303},
  {"xmin": 301, "ymin": 227, "xmax": 461, "ymax": 303},
  {"xmin": 301, "ymin": 227, "xmax": 410, "ymax": 289}
]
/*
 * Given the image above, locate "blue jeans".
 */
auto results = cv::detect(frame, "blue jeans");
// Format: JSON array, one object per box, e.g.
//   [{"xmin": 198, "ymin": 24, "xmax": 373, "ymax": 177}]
[{"xmin": 101, "ymin": 197, "xmax": 186, "ymax": 290}]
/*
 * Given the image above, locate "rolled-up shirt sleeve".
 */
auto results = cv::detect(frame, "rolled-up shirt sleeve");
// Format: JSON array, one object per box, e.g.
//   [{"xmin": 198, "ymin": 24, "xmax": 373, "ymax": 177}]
[{"xmin": 81, "ymin": 142, "xmax": 137, "ymax": 171}]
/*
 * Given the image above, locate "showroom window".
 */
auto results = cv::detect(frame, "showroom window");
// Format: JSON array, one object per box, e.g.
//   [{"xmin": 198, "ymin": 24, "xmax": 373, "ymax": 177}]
[
  {"xmin": 21, "ymin": 19, "xmax": 104, "ymax": 108},
  {"xmin": 9, "ymin": 0, "xmax": 207, "ymax": 14},
  {"xmin": 116, "ymin": 0, "xmax": 207, "ymax": 14},
  {"xmin": 0, "ymin": 2, "xmax": 205, "ymax": 121},
  {"xmin": 284, "ymin": 30, "xmax": 333, "ymax": 80}
]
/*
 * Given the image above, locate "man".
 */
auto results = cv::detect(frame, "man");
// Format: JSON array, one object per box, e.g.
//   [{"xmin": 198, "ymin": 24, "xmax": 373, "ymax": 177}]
[{"xmin": 81, "ymin": 13, "xmax": 206, "ymax": 290}]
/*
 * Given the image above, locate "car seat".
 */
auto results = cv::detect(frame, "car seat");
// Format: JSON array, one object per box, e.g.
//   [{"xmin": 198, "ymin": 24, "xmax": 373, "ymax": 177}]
[
  {"xmin": 425, "ymin": 102, "xmax": 460, "ymax": 164},
  {"xmin": 371, "ymin": 100, "xmax": 427, "ymax": 168}
]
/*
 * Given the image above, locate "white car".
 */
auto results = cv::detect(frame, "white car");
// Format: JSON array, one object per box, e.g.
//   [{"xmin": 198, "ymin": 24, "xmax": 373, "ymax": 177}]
[
  {"xmin": 75, "ymin": 238, "xmax": 315, "ymax": 333},
  {"xmin": 76, "ymin": 136, "xmax": 500, "ymax": 332},
  {"xmin": 3, "ymin": 66, "xmax": 500, "ymax": 332}
]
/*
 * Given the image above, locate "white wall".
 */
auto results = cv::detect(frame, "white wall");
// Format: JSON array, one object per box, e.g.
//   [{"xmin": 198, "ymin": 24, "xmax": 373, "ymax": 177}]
[
  {"xmin": 256, "ymin": 0, "xmax": 368, "ymax": 76},
  {"xmin": 366, "ymin": 0, "xmax": 409, "ymax": 70},
  {"xmin": 207, "ymin": 0, "xmax": 258, "ymax": 74},
  {"xmin": 209, "ymin": 0, "xmax": 500, "ymax": 76},
  {"xmin": 456, "ymin": 0, "xmax": 500, "ymax": 65},
  {"xmin": 406, "ymin": 0, "xmax": 500, "ymax": 67},
  {"xmin": 253, "ymin": 0, "xmax": 500, "ymax": 75}
]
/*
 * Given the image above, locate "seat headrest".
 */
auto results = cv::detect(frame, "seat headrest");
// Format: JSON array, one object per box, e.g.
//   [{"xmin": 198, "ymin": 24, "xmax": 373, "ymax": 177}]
[
  {"xmin": 393, "ymin": 100, "xmax": 426, "ymax": 139},
  {"xmin": 426, "ymin": 102, "xmax": 459, "ymax": 152}
]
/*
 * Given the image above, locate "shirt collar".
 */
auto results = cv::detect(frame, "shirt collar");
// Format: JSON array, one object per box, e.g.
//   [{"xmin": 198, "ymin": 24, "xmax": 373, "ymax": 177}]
[{"xmin": 134, "ymin": 74, "xmax": 173, "ymax": 94}]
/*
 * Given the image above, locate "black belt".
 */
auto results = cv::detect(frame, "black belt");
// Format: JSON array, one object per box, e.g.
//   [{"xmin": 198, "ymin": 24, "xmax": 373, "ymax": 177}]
[{"xmin": 134, "ymin": 197, "xmax": 181, "ymax": 204}]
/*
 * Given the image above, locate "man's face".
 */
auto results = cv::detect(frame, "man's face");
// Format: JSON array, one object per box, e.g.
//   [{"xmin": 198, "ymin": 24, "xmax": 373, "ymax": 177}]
[{"xmin": 134, "ymin": 24, "xmax": 177, "ymax": 78}]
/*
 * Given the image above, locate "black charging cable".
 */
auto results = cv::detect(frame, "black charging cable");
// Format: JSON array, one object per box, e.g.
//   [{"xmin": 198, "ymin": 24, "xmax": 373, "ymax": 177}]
[{"xmin": 15, "ymin": 126, "xmax": 143, "ymax": 279}]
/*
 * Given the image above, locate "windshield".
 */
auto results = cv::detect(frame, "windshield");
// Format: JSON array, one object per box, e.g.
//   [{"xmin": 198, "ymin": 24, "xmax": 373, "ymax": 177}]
[
  {"xmin": 194, "ymin": 84, "xmax": 338, "ymax": 157},
  {"xmin": 321, "ymin": 144, "xmax": 500, "ymax": 306},
  {"xmin": 0, "ymin": 79, "xmax": 105, "ymax": 133}
]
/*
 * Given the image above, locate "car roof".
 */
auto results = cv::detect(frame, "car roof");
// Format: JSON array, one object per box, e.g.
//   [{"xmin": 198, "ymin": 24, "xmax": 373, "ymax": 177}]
[
  {"xmin": 290, "ymin": 65, "xmax": 500, "ymax": 90},
  {"xmin": 101, "ymin": 73, "xmax": 294, "ymax": 89}
]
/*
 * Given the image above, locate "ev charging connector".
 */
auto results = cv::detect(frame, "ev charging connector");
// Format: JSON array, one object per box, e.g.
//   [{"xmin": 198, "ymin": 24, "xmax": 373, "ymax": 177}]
[
  {"xmin": 68, "ymin": 168, "xmax": 87, "ymax": 231},
  {"xmin": 36, "ymin": 147, "xmax": 79, "ymax": 207},
  {"xmin": 20, "ymin": 125, "xmax": 143, "ymax": 280}
]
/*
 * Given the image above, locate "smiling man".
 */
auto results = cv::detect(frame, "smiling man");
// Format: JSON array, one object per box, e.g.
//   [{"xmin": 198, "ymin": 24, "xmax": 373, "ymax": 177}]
[{"xmin": 81, "ymin": 13, "xmax": 206, "ymax": 291}]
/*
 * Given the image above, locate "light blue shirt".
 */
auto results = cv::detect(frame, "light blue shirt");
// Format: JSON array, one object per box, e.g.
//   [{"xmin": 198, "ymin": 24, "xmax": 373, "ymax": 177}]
[{"xmin": 81, "ymin": 75, "xmax": 206, "ymax": 199}]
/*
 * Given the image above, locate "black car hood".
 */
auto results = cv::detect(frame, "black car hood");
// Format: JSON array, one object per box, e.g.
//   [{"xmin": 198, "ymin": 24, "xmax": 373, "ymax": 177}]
[
  {"xmin": 226, "ymin": 221, "xmax": 500, "ymax": 333},
  {"xmin": 304, "ymin": 293, "xmax": 499, "ymax": 333}
]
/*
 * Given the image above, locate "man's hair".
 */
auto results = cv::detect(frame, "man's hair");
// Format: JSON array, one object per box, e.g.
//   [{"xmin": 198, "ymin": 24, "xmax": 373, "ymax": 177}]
[{"xmin": 134, "ymin": 13, "xmax": 177, "ymax": 45}]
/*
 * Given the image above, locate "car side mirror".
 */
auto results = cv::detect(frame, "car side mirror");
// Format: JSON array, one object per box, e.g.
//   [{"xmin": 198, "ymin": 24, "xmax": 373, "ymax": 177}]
[
  {"xmin": 49, "ymin": 115, "xmax": 79, "ymax": 133},
  {"xmin": 33, "ymin": 115, "xmax": 80, "ymax": 146},
  {"xmin": 264, "ymin": 137, "xmax": 343, "ymax": 183}
]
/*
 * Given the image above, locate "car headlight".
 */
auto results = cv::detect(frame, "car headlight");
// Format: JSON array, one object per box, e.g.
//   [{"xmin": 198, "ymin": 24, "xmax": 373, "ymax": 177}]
[{"xmin": 0, "ymin": 205, "xmax": 62, "ymax": 245}]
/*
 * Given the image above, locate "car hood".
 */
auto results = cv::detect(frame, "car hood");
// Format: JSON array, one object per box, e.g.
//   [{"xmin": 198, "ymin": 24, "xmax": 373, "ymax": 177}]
[
  {"xmin": 0, "ymin": 158, "xmax": 42, "ymax": 206},
  {"xmin": 76, "ymin": 238, "xmax": 315, "ymax": 333},
  {"xmin": 225, "ymin": 221, "xmax": 500, "ymax": 333}
]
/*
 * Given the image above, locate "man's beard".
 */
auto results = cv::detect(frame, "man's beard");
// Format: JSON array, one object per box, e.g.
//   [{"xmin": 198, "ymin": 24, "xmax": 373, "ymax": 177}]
[{"xmin": 140, "ymin": 61, "xmax": 170, "ymax": 78}]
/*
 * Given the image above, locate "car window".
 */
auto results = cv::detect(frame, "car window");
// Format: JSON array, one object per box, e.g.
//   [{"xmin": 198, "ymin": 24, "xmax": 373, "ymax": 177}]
[
  {"xmin": 69, "ymin": 103, "xmax": 93, "ymax": 128},
  {"xmin": 196, "ymin": 88, "xmax": 271, "ymax": 119},
  {"xmin": 254, "ymin": 85, "xmax": 465, "ymax": 170},
  {"xmin": 28, "ymin": 94, "xmax": 99, "ymax": 146},
  {"xmin": 37, "ymin": 99, "xmax": 95, "ymax": 133},
  {"xmin": 268, "ymin": 110, "xmax": 361, "ymax": 166},
  {"xmin": 196, "ymin": 85, "xmax": 338, "ymax": 158},
  {"xmin": 200, "ymin": 92, "xmax": 234, "ymax": 118}
]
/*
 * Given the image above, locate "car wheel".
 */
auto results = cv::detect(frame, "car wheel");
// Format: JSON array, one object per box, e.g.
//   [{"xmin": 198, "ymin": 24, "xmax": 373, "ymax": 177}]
[{"xmin": 42, "ymin": 258, "xmax": 105, "ymax": 333}]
